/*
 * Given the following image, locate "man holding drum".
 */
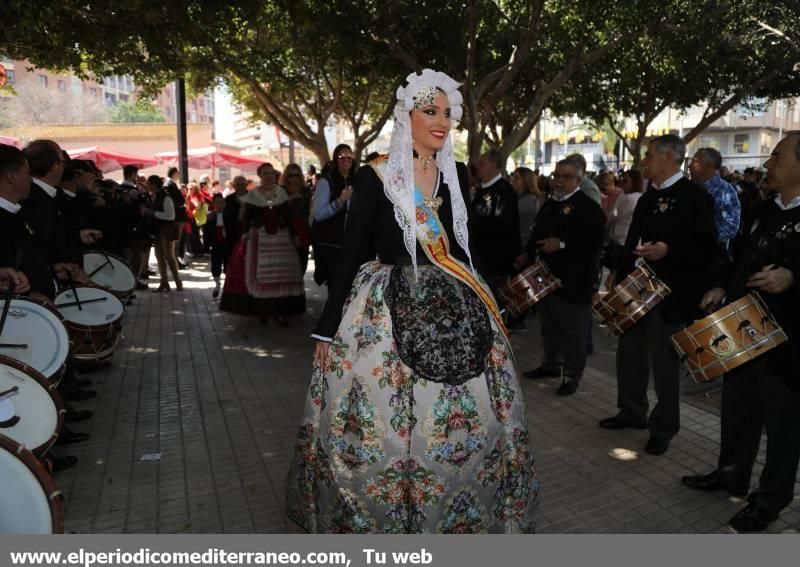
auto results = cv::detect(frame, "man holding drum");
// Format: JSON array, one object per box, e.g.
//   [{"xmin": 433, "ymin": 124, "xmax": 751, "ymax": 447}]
[
  {"xmin": 599, "ymin": 135, "xmax": 718, "ymax": 456},
  {"xmin": 516, "ymin": 159, "xmax": 606, "ymax": 396},
  {"xmin": 682, "ymin": 132, "xmax": 800, "ymax": 532}
]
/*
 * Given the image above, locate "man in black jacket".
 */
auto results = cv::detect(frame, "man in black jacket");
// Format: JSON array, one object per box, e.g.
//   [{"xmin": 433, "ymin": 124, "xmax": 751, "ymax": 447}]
[
  {"xmin": 599, "ymin": 135, "xmax": 718, "ymax": 456},
  {"xmin": 681, "ymin": 132, "xmax": 800, "ymax": 532},
  {"xmin": 471, "ymin": 149, "xmax": 520, "ymax": 294},
  {"xmin": 516, "ymin": 159, "xmax": 605, "ymax": 396}
]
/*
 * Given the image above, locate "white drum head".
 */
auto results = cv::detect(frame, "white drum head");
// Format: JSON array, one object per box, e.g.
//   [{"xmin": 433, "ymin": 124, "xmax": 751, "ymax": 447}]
[
  {"xmin": 55, "ymin": 287, "xmax": 124, "ymax": 326},
  {"xmin": 0, "ymin": 297, "xmax": 70, "ymax": 380},
  {"xmin": 0, "ymin": 362, "xmax": 59, "ymax": 453},
  {"xmin": 0, "ymin": 446, "xmax": 53, "ymax": 533},
  {"xmin": 83, "ymin": 252, "xmax": 136, "ymax": 293}
]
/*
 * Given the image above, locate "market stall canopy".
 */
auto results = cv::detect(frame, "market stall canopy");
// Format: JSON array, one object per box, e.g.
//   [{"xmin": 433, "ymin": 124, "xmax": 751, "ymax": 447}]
[
  {"xmin": 0, "ymin": 135, "xmax": 20, "ymax": 148},
  {"xmin": 67, "ymin": 146, "xmax": 159, "ymax": 173},
  {"xmin": 154, "ymin": 146, "xmax": 265, "ymax": 171}
]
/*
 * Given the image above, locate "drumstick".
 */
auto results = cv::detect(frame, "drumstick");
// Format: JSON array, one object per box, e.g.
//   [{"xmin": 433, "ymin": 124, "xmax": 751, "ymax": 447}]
[
  {"xmin": 0, "ymin": 252, "xmax": 21, "ymax": 337},
  {"xmin": 65, "ymin": 272, "xmax": 83, "ymax": 311},
  {"xmin": 55, "ymin": 297, "xmax": 108, "ymax": 309},
  {"xmin": 88, "ymin": 260, "xmax": 111, "ymax": 278},
  {"xmin": 0, "ymin": 344, "xmax": 28, "ymax": 349},
  {"xmin": 101, "ymin": 249, "xmax": 115, "ymax": 270}
]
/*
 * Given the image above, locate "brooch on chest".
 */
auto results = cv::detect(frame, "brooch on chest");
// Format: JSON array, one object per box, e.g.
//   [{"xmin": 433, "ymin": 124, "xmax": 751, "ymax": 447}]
[
  {"xmin": 774, "ymin": 221, "xmax": 800, "ymax": 240},
  {"xmin": 653, "ymin": 196, "xmax": 677, "ymax": 214},
  {"xmin": 560, "ymin": 204, "xmax": 573, "ymax": 216},
  {"xmin": 23, "ymin": 222, "xmax": 35, "ymax": 236}
]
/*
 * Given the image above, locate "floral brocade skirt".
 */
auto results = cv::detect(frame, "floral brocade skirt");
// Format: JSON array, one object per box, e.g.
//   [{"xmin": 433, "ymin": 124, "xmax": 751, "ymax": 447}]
[{"xmin": 286, "ymin": 261, "xmax": 538, "ymax": 533}]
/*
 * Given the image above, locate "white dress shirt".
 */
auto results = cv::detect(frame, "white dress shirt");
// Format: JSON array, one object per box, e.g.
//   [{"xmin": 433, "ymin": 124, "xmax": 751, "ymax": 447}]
[
  {"xmin": 32, "ymin": 177, "xmax": 57, "ymax": 198},
  {"xmin": 655, "ymin": 171, "xmax": 684, "ymax": 190},
  {"xmin": 0, "ymin": 196, "xmax": 21, "ymax": 214},
  {"xmin": 480, "ymin": 173, "xmax": 503, "ymax": 189}
]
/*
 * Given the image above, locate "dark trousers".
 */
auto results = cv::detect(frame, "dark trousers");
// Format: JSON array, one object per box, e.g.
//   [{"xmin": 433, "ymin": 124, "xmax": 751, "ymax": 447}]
[
  {"xmin": 210, "ymin": 241, "xmax": 231, "ymax": 279},
  {"xmin": 615, "ymin": 305, "xmax": 684, "ymax": 440},
  {"xmin": 718, "ymin": 358, "xmax": 800, "ymax": 515},
  {"xmin": 538, "ymin": 294, "xmax": 591, "ymax": 382}
]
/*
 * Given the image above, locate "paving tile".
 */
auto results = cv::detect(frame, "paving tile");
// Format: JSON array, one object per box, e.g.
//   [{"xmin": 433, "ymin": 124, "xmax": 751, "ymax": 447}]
[{"xmin": 58, "ymin": 258, "xmax": 799, "ymax": 534}]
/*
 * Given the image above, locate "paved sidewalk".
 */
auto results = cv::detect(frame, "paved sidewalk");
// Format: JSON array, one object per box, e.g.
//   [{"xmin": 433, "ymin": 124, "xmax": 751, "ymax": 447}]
[{"xmin": 55, "ymin": 260, "xmax": 799, "ymax": 534}]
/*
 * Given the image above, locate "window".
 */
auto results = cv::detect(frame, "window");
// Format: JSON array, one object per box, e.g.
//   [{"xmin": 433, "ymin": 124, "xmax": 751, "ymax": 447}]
[
  {"xmin": 38, "ymin": 75, "xmax": 48, "ymax": 87},
  {"xmin": 190, "ymin": 111, "xmax": 197, "ymax": 122},
  {"xmin": 760, "ymin": 132, "xmax": 774, "ymax": 155},
  {"xmin": 699, "ymin": 135, "xmax": 721, "ymax": 151},
  {"xmin": 5, "ymin": 69, "xmax": 14, "ymax": 84},
  {"xmin": 733, "ymin": 133, "xmax": 750, "ymax": 154},
  {"xmin": 57, "ymin": 80, "xmax": 66, "ymax": 92},
  {"xmin": 89, "ymin": 87, "xmax": 98, "ymax": 97}
]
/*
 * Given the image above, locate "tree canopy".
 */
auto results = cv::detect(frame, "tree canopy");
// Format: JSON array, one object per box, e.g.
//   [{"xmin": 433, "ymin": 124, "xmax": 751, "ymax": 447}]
[{"xmin": 2, "ymin": 0, "xmax": 800, "ymax": 165}]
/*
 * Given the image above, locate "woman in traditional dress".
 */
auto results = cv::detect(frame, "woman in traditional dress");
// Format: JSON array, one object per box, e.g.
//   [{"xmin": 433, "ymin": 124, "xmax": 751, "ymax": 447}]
[
  {"xmin": 286, "ymin": 70, "xmax": 538, "ymax": 533},
  {"xmin": 220, "ymin": 162, "xmax": 305, "ymax": 325}
]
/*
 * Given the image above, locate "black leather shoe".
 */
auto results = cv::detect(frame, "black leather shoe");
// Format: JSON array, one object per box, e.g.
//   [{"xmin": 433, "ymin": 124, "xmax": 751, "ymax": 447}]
[
  {"xmin": 73, "ymin": 378, "xmax": 93, "ymax": 388},
  {"xmin": 135, "ymin": 281, "xmax": 148, "ymax": 290},
  {"xmin": 523, "ymin": 367, "xmax": 561, "ymax": 380},
  {"xmin": 645, "ymin": 436, "xmax": 671, "ymax": 456},
  {"xmin": 682, "ymin": 471, "xmax": 725, "ymax": 492},
  {"xmin": 729, "ymin": 503, "xmax": 778, "ymax": 533},
  {"xmin": 65, "ymin": 389, "xmax": 97, "ymax": 402},
  {"xmin": 598, "ymin": 416, "xmax": 647, "ymax": 430},
  {"xmin": 55, "ymin": 428, "xmax": 89, "ymax": 446},
  {"xmin": 65, "ymin": 409, "xmax": 93, "ymax": 423},
  {"xmin": 51, "ymin": 455, "xmax": 79, "ymax": 473},
  {"xmin": 557, "ymin": 380, "xmax": 578, "ymax": 396}
]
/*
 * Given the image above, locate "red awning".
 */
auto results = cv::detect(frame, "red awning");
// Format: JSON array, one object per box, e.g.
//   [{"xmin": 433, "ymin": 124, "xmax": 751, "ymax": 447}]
[
  {"xmin": 0, "ymin": 135, "xmax": 20, "ymax": 148},
  {"xmin": 67, "ymin": 146, "xmax": 159, "ymax": 173},
  {"xmin": 154, "ymin": 146, "xmax": 265, "ymax": 171}
]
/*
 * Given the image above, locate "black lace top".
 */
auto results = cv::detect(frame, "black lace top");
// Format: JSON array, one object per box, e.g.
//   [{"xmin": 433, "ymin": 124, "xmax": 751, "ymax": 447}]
[{"xmin": 313, "ymin": 162, "xmax": 476, "ymax": 339}]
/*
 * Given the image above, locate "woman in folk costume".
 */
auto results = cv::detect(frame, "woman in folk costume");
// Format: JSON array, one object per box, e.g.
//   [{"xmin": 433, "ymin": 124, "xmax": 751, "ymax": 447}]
[
  {"xmin": 220, "ymin": 162, "xmax": 306, "ymax": 325},
  {"xmin": 286, "ymin": 70, "xmax": 538, "ymax": 533}
]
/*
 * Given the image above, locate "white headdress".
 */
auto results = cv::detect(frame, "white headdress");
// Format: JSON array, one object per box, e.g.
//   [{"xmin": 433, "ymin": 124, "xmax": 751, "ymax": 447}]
[{"xmin": 380, "ymin": 68, "xmax": 473, "ymax": 276}]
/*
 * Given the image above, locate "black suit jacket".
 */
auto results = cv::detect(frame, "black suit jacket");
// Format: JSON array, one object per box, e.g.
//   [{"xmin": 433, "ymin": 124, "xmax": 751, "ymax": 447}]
[
  {"xmin": 470, "ymin": 177, "xmax": 521, "ymax": 277},
  {"xmin": 528, "ymin": 191, "xmax": 606, "ymax": 303},
  {"xmin": 619, "ymin": 176, "xmax": 719, "ymax": 323},
  {"xmin": 0, "ymin": 208, "xmax": 56, "ymax": 298}
]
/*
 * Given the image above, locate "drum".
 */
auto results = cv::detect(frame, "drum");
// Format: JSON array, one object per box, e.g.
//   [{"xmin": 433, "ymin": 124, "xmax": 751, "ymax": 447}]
[
  {"xmin": 55, "ymin": 287, "xmax": 124, "ymax": 367},
  {"xmin": 0, "ymin": 356, "xmax": 64, "ymax": 455},
  {"xmin": 593, "ymin": 264, "xmax": 671, "ymax": 336},
  {"xmin": 0, "ymin": 295, "xmax": 71, "ymax": 384},
  {"xmin": 498, "ymin": 260, "xmax": 561, "ymax": 317},
  {"xmin": 671, "ymin": 293, "xmax": 788, "ymax": 383},
  {"xmin": 83, "ymin": 250, "xmax": 137, "ymax": 302},
  {"xmin": 0, "ymin": 434, "xmax": 64, "ymax": 533}
]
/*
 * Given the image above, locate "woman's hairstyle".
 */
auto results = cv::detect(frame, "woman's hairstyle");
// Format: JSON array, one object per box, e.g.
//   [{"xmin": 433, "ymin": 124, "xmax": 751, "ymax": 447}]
[
  {"xmin": 328, "ymin": 144, "xmax": 356, "ymax": 189},
  {"xmin": 595, "ymin": 171, "xmax": 615, "ymax": 190},
  {"xmin": 512, "ymin": 167, "xmax": 539, "ymax": 195},
  {"xmin": 280, "ymin": 162, "xmax": 304, "ymax": 186},
  {"xmin": 624, "ymin": 169, "xmax": 644, "ymax": 193}
]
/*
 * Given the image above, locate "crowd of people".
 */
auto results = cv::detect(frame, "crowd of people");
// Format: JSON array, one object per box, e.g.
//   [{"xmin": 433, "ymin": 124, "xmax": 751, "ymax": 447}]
[{"xmin": 0, "ymin": 68, "xmax": 798, "ymax": 534}]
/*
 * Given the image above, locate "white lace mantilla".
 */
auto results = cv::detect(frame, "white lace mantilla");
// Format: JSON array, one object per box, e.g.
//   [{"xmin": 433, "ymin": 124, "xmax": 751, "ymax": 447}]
[{"xmin": 383, "ymin": 69, "xmax": 473, "ymax": 277}]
